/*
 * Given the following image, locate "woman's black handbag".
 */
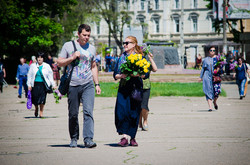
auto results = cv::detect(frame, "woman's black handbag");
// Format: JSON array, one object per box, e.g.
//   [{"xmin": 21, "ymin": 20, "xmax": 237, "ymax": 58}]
[
  {"xmin": 131, "ymin": 84, "xmax": 143, "ymax": 102},
  {"xmin": 58, "ymin": 41, "xmax": 77, "ymax": 95},
  {"xmin": 44, "ymin": 82, "xmax": 53, "ymax": 94},
  {"xmin": 38, "ymin": 69, "xmax": 53, "ymax": 94}
]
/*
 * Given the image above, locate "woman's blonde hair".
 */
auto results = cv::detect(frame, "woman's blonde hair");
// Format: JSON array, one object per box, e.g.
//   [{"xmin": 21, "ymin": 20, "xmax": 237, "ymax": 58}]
[{"xmin": 126, "ymin": 36, "xmax": 143, "ymax": 55}]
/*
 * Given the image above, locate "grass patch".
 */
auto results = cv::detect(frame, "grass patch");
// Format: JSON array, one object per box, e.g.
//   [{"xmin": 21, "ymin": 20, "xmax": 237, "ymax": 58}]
[{"xmin": 96, "ymin": 82, "xmax": 226, "ymax": 97}]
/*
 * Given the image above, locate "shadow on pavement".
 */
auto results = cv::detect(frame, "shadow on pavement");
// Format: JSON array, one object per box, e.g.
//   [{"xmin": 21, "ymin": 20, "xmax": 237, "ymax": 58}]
[
  {"xmin": 105, "ymin": 143, "xmax": 120, "ymax": 147},
  {"xmin": 227, "ymin": 98, "xmax": 241, "ymax": 100},
  {"xmin": 196, "ymin": 110, "xmax": 219, "ymax": 112},
  {"xmin": 24, "ymin": 116, "xmax": 58, "ymax": 119},
  {"xmin": 48, "ymin": 144, "xmax": 71, "ymax": 148},
  {"xmin": 48, "ymin": 144, "xmax": 87, "ymax": 148}
]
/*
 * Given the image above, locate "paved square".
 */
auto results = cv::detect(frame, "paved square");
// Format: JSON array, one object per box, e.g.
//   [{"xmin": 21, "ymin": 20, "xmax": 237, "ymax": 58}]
[{"xmin": 0, "ymin": 82, "xmax": 249, "ymax": 165}]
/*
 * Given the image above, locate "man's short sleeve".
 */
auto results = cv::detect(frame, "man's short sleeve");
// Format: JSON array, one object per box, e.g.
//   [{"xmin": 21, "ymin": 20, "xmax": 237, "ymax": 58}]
[
  {"xmin": 59, "ymin": 43, "xmax": 68, "ymax": 59},
  {"xmin": 91, "ymin": 46, "xmax": 96, "ymax": 62}
]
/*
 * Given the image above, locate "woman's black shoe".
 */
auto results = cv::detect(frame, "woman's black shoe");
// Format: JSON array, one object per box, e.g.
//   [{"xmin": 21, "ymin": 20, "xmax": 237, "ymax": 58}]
[
  {"xmin": 213, "ymin": 101, "xmax": 218, "ymax": 110},
  {"xmin": 208, "ymin": 109, "xmax": 212, "ymax": 112}
]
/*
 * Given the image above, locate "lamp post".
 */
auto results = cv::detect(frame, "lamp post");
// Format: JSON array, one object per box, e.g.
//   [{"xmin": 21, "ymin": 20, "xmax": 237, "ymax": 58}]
[
  {"xmin": 180, "ymin": 0, "xmax": 184, "ymax": 67},
  {"xmin": 223, "ymin": 0, "xmax": 227, "ymax": 54}
]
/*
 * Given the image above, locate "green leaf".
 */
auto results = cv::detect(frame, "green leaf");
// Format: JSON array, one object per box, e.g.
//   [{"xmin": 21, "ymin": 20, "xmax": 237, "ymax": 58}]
[{"xmin": 126, "ymin": 76, "xmax": 131, "ymax": 81}]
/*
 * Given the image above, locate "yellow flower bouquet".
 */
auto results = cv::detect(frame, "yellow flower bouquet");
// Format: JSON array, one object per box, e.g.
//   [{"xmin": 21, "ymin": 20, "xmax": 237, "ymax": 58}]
[{"xmin": 120, "ymin": 54, "xmax": 151, "ymax": 81}]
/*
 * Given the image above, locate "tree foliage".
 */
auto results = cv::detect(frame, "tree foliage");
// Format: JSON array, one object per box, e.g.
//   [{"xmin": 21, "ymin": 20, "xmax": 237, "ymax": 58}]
[
  {"xmin": 58, "ymin": 0, "xmax": 97, "ymax": 46},
  {"xmin": 0, "ymin": 0, "xmax": 77, "ymax": 58},
  {"xmin": 204, "ymin": 0, "xmax": 246, "ymax": 43},
  {"xmin": 89, "ymin": 0, "xmax": 131, "ymax": 52}
]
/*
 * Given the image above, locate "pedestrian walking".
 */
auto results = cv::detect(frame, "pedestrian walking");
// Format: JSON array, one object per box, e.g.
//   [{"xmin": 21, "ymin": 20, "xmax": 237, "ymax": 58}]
[
  {"xmin": 113, "ymin": 36, "xmax": 147, "ymax": 147},
  {"xmin": 233, "ymin": 57, "xmax": 250, "ymax": 99},
  {"xmin": 0, "ymin": 56, "xmax": 6, "ymax": 93},
  {"xmin": 95, "ymin": 52, "xmax": 101, "ymax": 71},
  {"xmin": 195, "ymin": 54, "xmax": 202, "ymax": 69},
  {"xmin": 57, "ymin": 24, "xmax": 101, "ymax": 148},
  {"xmin": 16, "ymin": 57, "xmax": 30, "ymax": 98},
  {"xmin": 244, "ymin": 63, "xmax": 249, "ymax": 97},
  {"xmin": 29, "ymin": 56, "xmax": 37, "ymax": 66},
  {"xmin": 105, "ymin": 53, "xmax": 112, "ymax": 72},
  {"xmin": 139, "ymin": 52, "xmax": 157, "ymax": 131},
  {"xmin": 46, "ymin": 54, "xmax": 54, "ymax": 68},
  {"xmin": 52, "ymin": 57, "xmax": 60, "ymax": 86},
  {"xmin": 199, "ymin": 46, "xmax": 219, "ymax": 111},
  {"xmin": 212, "ymin": 53, "xmax": 223, "ymax": 111},
  {"xmin": 27, "ymin": 52, "xmax": 55, "ymax": 118}
]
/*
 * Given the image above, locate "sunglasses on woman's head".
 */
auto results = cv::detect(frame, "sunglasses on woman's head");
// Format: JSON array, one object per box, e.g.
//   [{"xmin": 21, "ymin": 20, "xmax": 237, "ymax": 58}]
[
  {"xmin": 123, "ymin": 42, "xmax": 133, "ymax": 45},
  {"xmin": 209, "ymin": 49, "xmax": 216, "ymax": 52}
]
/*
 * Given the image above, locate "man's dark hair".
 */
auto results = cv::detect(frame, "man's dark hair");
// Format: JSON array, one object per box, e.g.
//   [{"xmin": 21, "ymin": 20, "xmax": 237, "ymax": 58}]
[{"xmin": 78, "ymin": 24, "xmax": 91, "ymax": 33}]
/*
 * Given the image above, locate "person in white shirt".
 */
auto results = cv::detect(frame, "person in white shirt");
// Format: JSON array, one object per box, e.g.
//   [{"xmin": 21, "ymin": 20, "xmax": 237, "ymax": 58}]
[{"xmin": 27, "ymin": 52, "xmax": 56, "ymax": 118}]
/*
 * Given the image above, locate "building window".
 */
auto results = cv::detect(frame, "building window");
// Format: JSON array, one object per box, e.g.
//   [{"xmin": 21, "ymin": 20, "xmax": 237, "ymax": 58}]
[
  {"xmin": 141, "ymin": 0, "xmax": 144, "ymax": 10},
  {"xmin": 210, "ymin": 18, "xmax": 215, "ymax": 32},
  {"xmin": 148, "ymin": 1, "xmax": 152, "ymax": 11},
  {"xmin": 155, "ymin": 0, "xmax": 159, "ymax": 10},
  {"xmin": 126, "ymin": 0, "xmax": 130, "ymax": 10},
  {"xmin": 192, "ymin": 0, "xmax": 198, "ymax": 8},
  {"xmin": 174, "ymin": 18, "xmax": 180, "ymax": 33},
  {"xmin": 192, "ymin": 17, "xmax": 198, "ymax": 32},
  {"xmin": 172, "ymin": 14, "xmax": 180, "ymax": 33},
  {"xmin": 175, "ymin": 0, "xmax": 179, "ymax": 9},
  {"xmin": 154, "ymin": 19, "xmax": 160, "ymax": 33}
]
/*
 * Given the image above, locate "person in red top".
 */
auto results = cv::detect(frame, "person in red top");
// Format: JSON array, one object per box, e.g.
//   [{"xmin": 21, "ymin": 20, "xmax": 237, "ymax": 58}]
[
  {"xmin": 195, "ymin": 54, "xmax": 202, "ymax": 69},
  {"xmin": 51, "ymin": 57, "xmax": 60, "ymax": 86}
]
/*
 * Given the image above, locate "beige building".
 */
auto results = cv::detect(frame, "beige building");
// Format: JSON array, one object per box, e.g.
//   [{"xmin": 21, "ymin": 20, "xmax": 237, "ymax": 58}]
[{"xmin": 90, "ymin": 0, "xmax": 249, "ymax": 66}]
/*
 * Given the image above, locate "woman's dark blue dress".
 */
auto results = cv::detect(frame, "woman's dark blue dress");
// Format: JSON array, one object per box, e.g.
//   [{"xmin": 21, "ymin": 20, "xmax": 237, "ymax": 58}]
[{"xmin": 113, "ymin": 52, "xmax": 145, "ymax": 139}]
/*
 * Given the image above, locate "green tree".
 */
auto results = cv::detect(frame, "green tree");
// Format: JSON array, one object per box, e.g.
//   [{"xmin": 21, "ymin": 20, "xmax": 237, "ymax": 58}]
[
  {"xmin": 58, "ymin": 0, "xmax": 97, "ymax": 46},
  {"xmin": 204, "ymin": 0, "xmax": 247, "ymax": 43},
  {"xmin": 90, "ymin": 0, "xmax": 131, "ymax": 52},
  {"xmin": 0, "ymin": 0, "xmax": 77, "ymax": 59}
]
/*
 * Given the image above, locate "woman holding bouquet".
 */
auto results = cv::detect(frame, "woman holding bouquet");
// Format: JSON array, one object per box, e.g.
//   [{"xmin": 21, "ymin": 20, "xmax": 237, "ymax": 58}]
[{"xmin": 113, "ymin": 36, "xmax": 148, "ymax": 147}]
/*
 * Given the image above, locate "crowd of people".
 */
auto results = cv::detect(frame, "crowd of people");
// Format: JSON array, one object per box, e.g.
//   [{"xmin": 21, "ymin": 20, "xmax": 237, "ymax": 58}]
[
  {"xmin": 95, "ymin": 52, "xmax": 119, "ymax": 72},
  {"xmin": 0, "ymin": 23, "xmax": 249, "ymax": 148}
]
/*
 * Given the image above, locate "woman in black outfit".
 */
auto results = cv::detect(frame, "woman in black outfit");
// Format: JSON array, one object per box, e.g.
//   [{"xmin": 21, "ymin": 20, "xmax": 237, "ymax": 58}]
[{"xmin": 113, "ymin": 36, "xmax": 148, "ymax": 147}]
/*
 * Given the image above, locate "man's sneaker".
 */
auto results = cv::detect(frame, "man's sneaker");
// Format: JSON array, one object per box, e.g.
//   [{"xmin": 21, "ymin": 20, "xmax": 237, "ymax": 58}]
[
  {"xmin": 130, "ymin": 138, "xmax": 138, "ymax": 147},
  {"xmin": 84, "ymin": 138, "xmax": 97, "ymax": 148},
  {"xmin": 18, "ymin": 95, "xmax": 21, "ymax": 98},
  {"xmin": 118, "ymin": 137, "xmax": 129, "ymax": 147},
  {"xmin": 69, "ymin": 139, "xmax": 77, "ymax": 148}
]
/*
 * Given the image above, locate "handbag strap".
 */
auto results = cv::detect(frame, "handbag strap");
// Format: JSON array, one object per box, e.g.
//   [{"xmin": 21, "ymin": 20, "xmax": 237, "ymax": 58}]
[
  {"xmin": 38, "ymin": 66, "xmax": 48, "ymax": 86},
  {"xmin": 210, "ymin": 58, "xmax": 213, "ymax": 76},
  {"xmin": 63, "ymin": 40, "xmax": 78, "ymax": 76}
]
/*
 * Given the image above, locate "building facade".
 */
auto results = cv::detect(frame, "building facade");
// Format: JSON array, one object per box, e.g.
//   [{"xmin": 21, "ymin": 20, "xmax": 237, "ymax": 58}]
[{"xmin": 89, "ymin": 0, "xmax": 248, "ymax": 67}]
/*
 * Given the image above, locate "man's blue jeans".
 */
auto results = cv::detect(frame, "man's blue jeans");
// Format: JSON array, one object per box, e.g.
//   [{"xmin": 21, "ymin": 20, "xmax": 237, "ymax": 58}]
[
  {"xmin": 237, "ymin": 78, "xmax": 247, "ymax": 96},
  {"xmin": 18, "ymin": 76, "xmax": 28, "ymax": 97}
]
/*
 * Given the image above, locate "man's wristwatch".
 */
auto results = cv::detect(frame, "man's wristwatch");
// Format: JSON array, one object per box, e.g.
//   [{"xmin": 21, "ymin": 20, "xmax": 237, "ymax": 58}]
[{"xmin": 95, "ymin": 84, "xmax": 100, "ymax": 87}]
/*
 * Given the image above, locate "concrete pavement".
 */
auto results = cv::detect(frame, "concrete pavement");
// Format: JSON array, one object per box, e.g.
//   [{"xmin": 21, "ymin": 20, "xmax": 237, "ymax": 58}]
[{"xmin": 0, "ymin": 80, "xmax": 249, "ymax": 165}]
